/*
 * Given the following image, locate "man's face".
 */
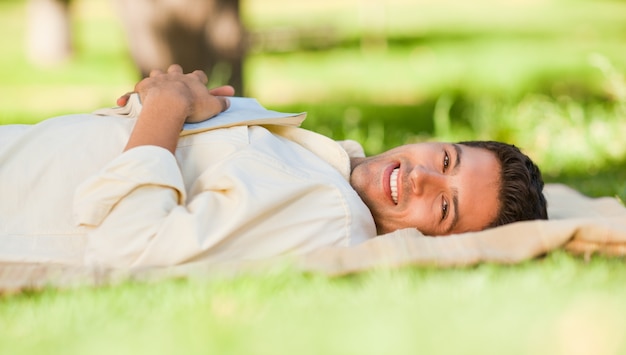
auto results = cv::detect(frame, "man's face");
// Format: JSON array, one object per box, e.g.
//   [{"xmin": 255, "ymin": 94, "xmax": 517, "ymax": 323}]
[{"xmin": 350, "ymin": 142, "xmax": 501, "ymax": 236}]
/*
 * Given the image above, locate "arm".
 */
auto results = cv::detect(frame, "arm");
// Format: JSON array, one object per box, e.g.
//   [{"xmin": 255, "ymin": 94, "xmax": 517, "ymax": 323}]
[
  {"xmin": 76, "ymin": 142, "xmax": 362, "ymax": 268},
  {"xmin": 75, "ymin": 65, "xmax": 240, "ymax": 267}
]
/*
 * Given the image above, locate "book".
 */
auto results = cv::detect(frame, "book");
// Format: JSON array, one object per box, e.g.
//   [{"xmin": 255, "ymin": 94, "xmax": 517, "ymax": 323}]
[{"xmin": 92, "ymin": 93, "xmax": 307, "ymax": 136}]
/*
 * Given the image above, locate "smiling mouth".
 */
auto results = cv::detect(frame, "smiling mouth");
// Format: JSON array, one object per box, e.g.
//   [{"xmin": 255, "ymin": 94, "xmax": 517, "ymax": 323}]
[{"xmin": 390, "ymin": 167, "xmax": 399, "ymax": 204}]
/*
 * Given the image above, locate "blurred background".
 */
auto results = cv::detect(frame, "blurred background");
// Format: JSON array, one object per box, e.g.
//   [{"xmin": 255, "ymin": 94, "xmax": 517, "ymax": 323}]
[{"xmin": 1, "ymin": 0, "xmax": 625, "ymax": 198}]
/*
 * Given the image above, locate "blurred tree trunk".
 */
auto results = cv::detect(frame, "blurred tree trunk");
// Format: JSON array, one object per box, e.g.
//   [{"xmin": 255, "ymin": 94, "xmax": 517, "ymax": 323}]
[
  {"xmin": 26, "ymin": 0, "xmax": 73, "ymax": 66},
  {"xmin": 115, "ymin": 0, "xmax": 246, "ymax": 94}
]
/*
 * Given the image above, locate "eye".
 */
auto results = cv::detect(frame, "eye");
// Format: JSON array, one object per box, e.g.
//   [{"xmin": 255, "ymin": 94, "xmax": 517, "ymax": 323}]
[
  {"xmin": 441, "ymin": 197, "xmax": 449, "ymax": 221},
  {"xmin": 443, "ymin": 150, "xmax": 450, "ymax": 172}
]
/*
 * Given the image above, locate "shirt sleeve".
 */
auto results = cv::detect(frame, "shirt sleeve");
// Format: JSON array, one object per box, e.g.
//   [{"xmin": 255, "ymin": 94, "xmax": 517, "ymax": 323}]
[
  {"xmin": 74, "ymin": 146, "xmax": 186, "ymax": 226},
  {"xmin": 74, "ymin": 145, "xmax": 190, "ymax": 268}
]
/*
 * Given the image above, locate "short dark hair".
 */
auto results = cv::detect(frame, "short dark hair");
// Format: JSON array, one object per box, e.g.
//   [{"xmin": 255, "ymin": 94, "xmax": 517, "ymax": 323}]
[{"xmin": 458, "ymin": 141, "xmax": 548, "ymax": 228}]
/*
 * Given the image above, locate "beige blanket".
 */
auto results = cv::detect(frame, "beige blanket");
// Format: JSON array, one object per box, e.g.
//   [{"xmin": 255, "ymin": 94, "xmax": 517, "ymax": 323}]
[{"xmin": 1, "ymin": 184, "xmax": 625, "ymax": 293}]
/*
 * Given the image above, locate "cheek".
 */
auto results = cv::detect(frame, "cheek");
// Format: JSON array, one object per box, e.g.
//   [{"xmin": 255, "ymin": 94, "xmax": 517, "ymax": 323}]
[
  {"xmin": 406, "ymin": 201, "xmax": 440, "ymax": 234},
  {"xmin": 381, "ymin": 204, "xmax": 430, "ymax": 233}
]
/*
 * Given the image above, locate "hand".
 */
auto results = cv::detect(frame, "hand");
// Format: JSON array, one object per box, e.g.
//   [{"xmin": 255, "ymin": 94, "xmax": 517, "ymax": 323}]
[
  {"xmin": 116, "ymin": 65, "xmax": 235, "ymax": 123},
  {"xmin": 123, "ymin": 65, "xmax": 235, "ymax": 153},
  {"xmin": 185, "ymin": 84, "xmax": 235, "ymax": 122}
]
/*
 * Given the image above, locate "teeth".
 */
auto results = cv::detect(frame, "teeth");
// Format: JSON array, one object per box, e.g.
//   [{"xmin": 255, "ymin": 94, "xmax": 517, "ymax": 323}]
[{"xmin": 390, "ymin": 168, "xmax": 399, "ymax": 204}]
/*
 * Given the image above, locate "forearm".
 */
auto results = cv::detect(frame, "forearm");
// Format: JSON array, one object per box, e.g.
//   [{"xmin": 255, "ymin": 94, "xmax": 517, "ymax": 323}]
[{"xmin": 124, "ymin": 91, "xmax": 189, "ymax": 154}]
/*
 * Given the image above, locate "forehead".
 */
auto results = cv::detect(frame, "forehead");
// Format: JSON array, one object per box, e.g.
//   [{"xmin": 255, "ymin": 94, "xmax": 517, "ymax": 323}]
[
  {"xmin": 453, "ymin": 145, "xmax": 501, "ymax": 233},
  {"xmin": 389, "ymin": 141, "xmax": 443, "ymax": 154}
]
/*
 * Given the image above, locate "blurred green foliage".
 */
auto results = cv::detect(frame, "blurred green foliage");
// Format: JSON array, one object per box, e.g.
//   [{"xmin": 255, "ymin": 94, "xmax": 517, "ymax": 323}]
[
  {"xmin": 0, "ymin": 0, "xmax": 624, "ymax": 195},
  {"xmin": 242, "ymin": 0, "xmax": 626, "ymax": 200}
]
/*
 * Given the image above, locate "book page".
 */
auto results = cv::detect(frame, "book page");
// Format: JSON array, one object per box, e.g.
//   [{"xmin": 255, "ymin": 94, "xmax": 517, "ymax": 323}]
[{"xmin": 181, "ymin": 97, "xmax": 306, "ymax": 136}]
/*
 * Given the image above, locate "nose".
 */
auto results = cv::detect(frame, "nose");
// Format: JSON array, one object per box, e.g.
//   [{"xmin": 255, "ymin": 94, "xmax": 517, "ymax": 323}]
[{"xmin": 409, "ymin": 165, "xmax": 445, "ymax": 196}]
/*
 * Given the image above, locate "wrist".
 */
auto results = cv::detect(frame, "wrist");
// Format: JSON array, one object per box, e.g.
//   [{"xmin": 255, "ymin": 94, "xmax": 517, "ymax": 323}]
[{"xmin": 124, "ymin": 91, "xmax": 189, "ymax": 154}]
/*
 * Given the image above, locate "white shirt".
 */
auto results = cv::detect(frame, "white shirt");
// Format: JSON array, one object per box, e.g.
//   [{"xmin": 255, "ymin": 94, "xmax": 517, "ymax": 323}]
[{"xmin": 0, "ymin": 114, "xmax": 376, "ymax": 268}]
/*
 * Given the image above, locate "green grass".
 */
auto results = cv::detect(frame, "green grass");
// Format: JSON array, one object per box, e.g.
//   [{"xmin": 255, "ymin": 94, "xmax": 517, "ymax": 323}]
[
  {"xmin": 2, "ymin": 252, "xmax": 626, "ymax": 355},
  {"xmin": 1, "ymin": 0, "xmax": 626, "ymax": 353}
]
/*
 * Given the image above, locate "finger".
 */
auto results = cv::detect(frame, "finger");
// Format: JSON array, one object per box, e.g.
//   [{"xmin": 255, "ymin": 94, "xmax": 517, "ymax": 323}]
[
  {"xmin": 116, "ymin": 92, "xmax": 133, "ymax": 106},
  {"xmin": 209, "ymin": 85, "xmax": 235, "ymax": 97},
  {"xmin": 149, "ymin": 68, "xmax": 163, "ymax": 78},
  {"xmin": 188, "ymin": 97, "xmax": 229, "ymax": 123},
  {"xmin": 191, "ymin": 70, "xmax": 208, "ymax": 85},
  {"xmin": 167, "ymin": 64, "xmax": 183, "ymax": 74}
]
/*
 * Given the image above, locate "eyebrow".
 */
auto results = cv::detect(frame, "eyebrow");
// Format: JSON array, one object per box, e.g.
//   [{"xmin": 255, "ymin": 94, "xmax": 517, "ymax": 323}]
[{"xmin": 444, "ymin": 144, "xmax": 462, "ymax": 234}]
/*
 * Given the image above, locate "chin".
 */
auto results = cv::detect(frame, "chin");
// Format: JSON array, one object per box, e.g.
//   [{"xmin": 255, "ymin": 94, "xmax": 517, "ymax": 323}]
[{"xmin": 375, "ymin": 224, "xmax": 393, "ymax": 235}]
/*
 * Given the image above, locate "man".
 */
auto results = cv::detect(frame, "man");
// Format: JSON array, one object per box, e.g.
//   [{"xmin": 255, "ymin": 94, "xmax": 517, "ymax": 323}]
[{"xmin": 0, "ymin": 65, "xmax": 546, "ymax": 269}]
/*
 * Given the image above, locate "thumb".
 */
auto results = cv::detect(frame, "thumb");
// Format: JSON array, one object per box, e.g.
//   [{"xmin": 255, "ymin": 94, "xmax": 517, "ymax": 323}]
[
  {"xmin": 116, "ymin": 92, "xmax": 133, "ymax": 107},
  {"xmin": 209, "ymin": 85, "xmax": 235, "ymax": 97}
]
